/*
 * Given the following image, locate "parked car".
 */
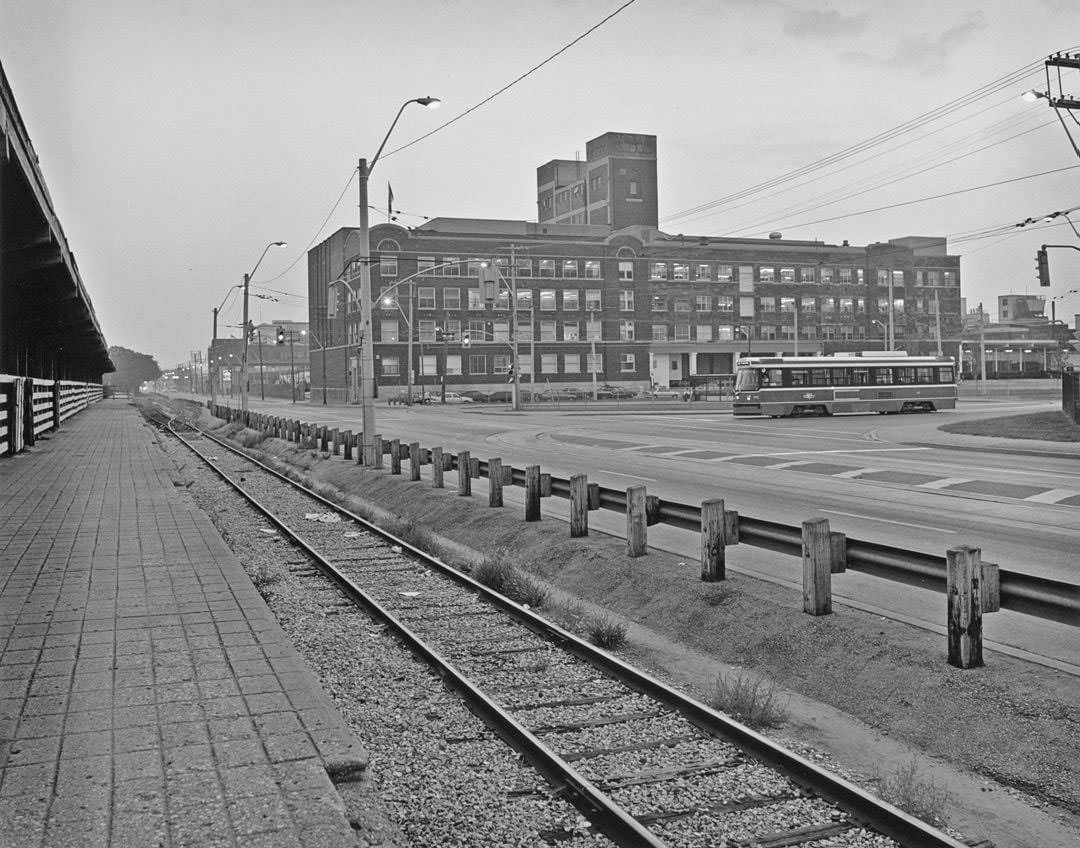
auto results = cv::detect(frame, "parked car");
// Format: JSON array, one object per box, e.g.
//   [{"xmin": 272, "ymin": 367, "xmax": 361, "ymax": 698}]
[
  {"xmin": 440, "ymin": 391, "xmax": 473, "ymax": 404},
  {"xmin": 387, "ymin": 392, "xmax": 433, "ymax": 406},
  {"xmin": 597, "ymin": 384, "xmax": 636, "ymax": 399},
  {"xmin": 486, "ymin": 389, "xmax": 513, "ymax": 403},
  {"xmin": 642, "ymin": 387, "xmax": 681, "ymax": 400},
  {"xmin": 459, "ymin": 390, "xmax": 490, "ymax": 403}
]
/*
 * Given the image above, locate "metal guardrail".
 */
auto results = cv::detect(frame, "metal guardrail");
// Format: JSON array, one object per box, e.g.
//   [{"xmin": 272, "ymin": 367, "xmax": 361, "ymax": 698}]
[{"xmin": 208, "ymin": 402, "xmax": 1080, "ymax": 627}]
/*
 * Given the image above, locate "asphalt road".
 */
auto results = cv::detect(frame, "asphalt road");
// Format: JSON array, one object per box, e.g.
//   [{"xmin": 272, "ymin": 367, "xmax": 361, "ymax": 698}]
[{"xmin": 202, "ymin": 393, "xmax": 1080, "ymax": 669}]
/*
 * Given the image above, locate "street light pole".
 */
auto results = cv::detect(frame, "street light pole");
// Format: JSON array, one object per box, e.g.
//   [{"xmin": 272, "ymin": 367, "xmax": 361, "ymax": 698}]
[
  {"xmin": 240, "ymin": 240, "xmax": 286, "ymax": 412},
  {"xmin": 356, "ymin": 96, "xmax": 439, "ymax": 465},
  {"xmin": 288, "ymin": 331, "xmax": 297, "ymax": 403}
]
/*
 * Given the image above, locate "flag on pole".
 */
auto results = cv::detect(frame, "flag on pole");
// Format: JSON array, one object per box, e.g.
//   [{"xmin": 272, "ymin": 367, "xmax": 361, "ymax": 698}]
[{"xmin": 388, "ymin": 183, "xmax": 394, "ymax": 221}]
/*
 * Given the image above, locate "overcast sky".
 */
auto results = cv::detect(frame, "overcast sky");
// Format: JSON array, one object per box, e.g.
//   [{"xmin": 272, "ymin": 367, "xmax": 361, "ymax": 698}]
[{"xmin": 2, "ymin": 0, "xmax": 1079, "ymax": 368}]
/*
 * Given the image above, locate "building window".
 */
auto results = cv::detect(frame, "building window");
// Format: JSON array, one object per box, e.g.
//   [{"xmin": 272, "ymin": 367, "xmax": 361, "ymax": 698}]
[
  {"xmin": 620, "ymin": 320, "xmax": 635, "ymax": 341},
  {"xmin": 564, "ymin": 353, "xmax": 581, "ymax": 373},
  {"xmin": 465, "ymin": 355, "xmax": 485, "ymax": 375},
  {"xmin": 381, "ymin": 355, "xmax": 400, "ymax": 376},
  {"xmin": 894, "ymin": 298, "xmax": 905, "ymax": 315},
  {"xmin": 892, "ymin": 270, "xmax": 904, "ymax": 287},
  {"xmin": 518, "ymin": 355, "xmax": 534, "ymax": 376},
  {"xmin": 780, "ymin": 267, "xmax": 795, "ymax": 283},
  {"xmin": 674, "ymin": 323, "xmax": 691, "ymax": 342},
  {"xmin": 442, "ymin": 257, "xmax": 461, "ymax": 276},
  {"xmin": 380, "ymin": 255, "xmax": 398, "ymax": 276},
  {"xmin": 585, "ymin": 289, "xmax": 602, "ymax": 311},
  {"xmin": 821, "ymin": 297, "xmax": 835, "ymax": 315},
  {"xmin": 928, "ymin": 270, "xmax": 942, "ymax": 285},
  {"xmin": 650, "ymin": 262, "xmax": 668, "ymax": 280},
  {"xmin": 584, "ymin": 260, "xmax": 601, "ymax": 278},
  {"xmin": 517, "ymin": 322, "xmax": 533, "ymax": 342},
  {"xmin": 651, "ymin": 324, "xmax": 668, "ymax": 342},
  {"xmin": 801, "ymin": 298, "xmax": 817, "ymax": 313},
  {"xmin": 442, "ymin": 288, "xmax": 461, "ymax": 310},
  {"xmin": 418, "ymin": 256, "xmax": 435, "ymax": 274},
  {"xmin": 468, "ymin": 289, "xmax": 484, "ymax": 310},
  {"xmin": 717, "ymin": 265, "xmax": 733, "ymax": 282},
  {"xmin": 780, "ymin": 325, "xmax": 796, "ymax": 341},
  {"xmin": 419, "ymin": 354, "xmax": 436, "ymax": 377},
  {"xmin": 586, "ymin": 353, "xmax": 602, "ymax": 374},
  {"xmin": 563, "ymin": 322, "xmax": 579, "ymax": 342},
  {"xmin": 697, "ymin": 264, "xmax": 712, "ymax": 281},
  {"xmin": 628, "ymin": 180, "xmax": 638, "ymax": 197},
  {"xmin": 562, "ymin": 259, "xmax": 578, "ymax": 278},
  {"xmin": 517, "ymin": 290, "xmax": 533, "ymax": 310},
  {"xmin": 619, "ymin": 290, "xmax": 635, "ymax": 311},
  {"xmin": 417, "ymin": 286, "xmax": 436, "ymax": 309},
  {"xmin": 673, "ymin": 263, "xmax": 690, "ymax": 281},
  {"xmin": 516, "ymin": 258, "xmax": 532, "ymax": 278},
  {"xmin": 443, "ymin": 318, "xmax": 461, "ymax": 340},
  {"xmin": 445, "ymin": 354, "xmax": 462, "ymax": 376},
  {"xmin": 695, "ymin": 324, "xmax": 713, "ymax": 342},
  {"xmin": 562, "ymin": 289, "xmax": 579, "ymax": 310},
  {"xmin": 538, "ymin": 259, "xmax": 555, "ymax": 277},
  {"xmin": 944, "ymin": 270, "xmax": 957, "ymax": 285},
  {"xmin": 586, "ymin": 318, "xmax": 602, "ymax": 341},
  {"xmin": 620, "ymin": 353, "xmax": 636, "ymax": 373},
  {"xmin": 717, "ymin": 325, "xmax": 733, "ymax": 341},
  {"xmin": 540, "ymin": 321, "xmax": 557, "ymax": 342},
  {"xmin": 759, "ymin": 267, "xmax": 775, "ymax": 282},
  {"xmin": 839, "ymin": 297, "xmax": 853, "ymax": 314},
  {"xmin": 541, "ymin": 353, "xmax": 558, "ymax": 374},
  {"xmin": 695, "ymin": 295, "xmax": 710, "ymax": 311},
  {"xmin": 493, "ymin": 355, "xmax": 510, "ymax": 374},
  {"xmin": 759, "ymin": 296, "xmax": 776, "ymax": 312},
  {"xmin": 468, "ymin": 319, "xmax": 485, "ymax": 339},
  {"xmin": 540, "ymin": 289, "xmax": 557, "ymax": 311},
  {"xmin": 467, "ymin": 258, "xmax": 483, "ymax": 277},
  {"xmin": 380, "ymin": 320, "xmax": 399, "ymax": 343},
  {"xmin": 674, "ymin": 298, "xmax": 691, "ymax": 313},
  {"xmin": 716, "ymin": 295, "xmax": 733, "ymax": 313},
  {"xmin": 618, "ymin": 261, "xmax": 634, "ymax": 281},
  {"xmin": 820, "ymin": 267, "xmax": 834, "ymax": 284},
  {"xmin": 759, "ymin": 325, "xmax": 777, "ymax": 340},
  {"xmin": 856, "ymin": 297, "xmax": 866, "ymax": 314},
  {"xmin": 738, "ymin": 267, "xmax": 754, "ymax": 291},
  {"xmin": 418, "ymin": 320, "xmax": 436, "ymax": 343},
  {"xmin": 800, "ymin": 267, "xmax": 816, "ymax": 283},
  {"xmin": 492, "ymin": 321, "xmax": 510, "ymax": 343},
  {"xmin": 651, "ymin": 295, "xmax": 666, "ymax": 312},
  {"xmin": 780, "ymin": 297, "xmax": 795, "ymax": 313},
  {"xmin": 857, "ymin": 268, "xmax": 864, "ymax": 284},
  {"xmin": 838, "ymin": 267, "xmax": 852, "ymax": 284}
]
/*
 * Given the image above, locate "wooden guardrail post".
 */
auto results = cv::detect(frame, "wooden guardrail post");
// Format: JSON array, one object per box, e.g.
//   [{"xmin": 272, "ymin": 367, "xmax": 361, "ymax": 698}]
[
  {"xmin": 525, "ymin": 465, "xmax": 541, "ymax": 521},
  {"xmin": 626, "ymin": 485, "xmax": 647, "ymax": 557},
  {"xmin": 320, "ymin": 428, "xmax": 330, "ymax": 453},
  {"xmin": 569, "ymin": 474, "xmax": 588, "ymax": 537},
  {"xmin": 51, "ymin": 381, "xmax": 61, "ymax": 430},
  {"xmin": 409, "ymin": 442, "xmax": 421, "ymax": 481},
  {"xmin": 802, "ymin": 518, "xmax": 832, "ymax": 615},
  {"xmin": 458, "ymin": 450, "xmax": 471, "ymax": 496},
  {"xmin": 432, "ymin": 447, "xmax": 444, "ymax": 488},
  {"xmin": 373, "ymin": 434, "xmax": 383, "ymax": 469},
  {"xmin": 830, "ymin": 532, "xmax": 847, "ymax": 573},
  {"xmin": 469, "ymin": 456, "xmax": 480, "ymax": 479},
  {"xmin": 343, "ymin": 430, "xmax": 353, "ymax": 461},
  {"xmin": 4, "ymin": 379, "xmax": 23, "ymax": 454},
  {"xmin": 23, "ymin": 378, "xmax": 36, "ymax": 448},
  {"xmin": 331, "ymin": 428, "xmax": 340, "ymax": 456},
  {"xmin": 701, "ymin": 499, "xmax": 725, "ymax": 581},
  {"xmin": 390, "ymin": 438, "xmax": 401, "ymax": 474},
  {"xmin": 488, "ymin": 458, "xmax": 503, "ymax": 507},
  {"xmin": 947, "ymin": 545, "xmax": 984, "ymax": 669}
]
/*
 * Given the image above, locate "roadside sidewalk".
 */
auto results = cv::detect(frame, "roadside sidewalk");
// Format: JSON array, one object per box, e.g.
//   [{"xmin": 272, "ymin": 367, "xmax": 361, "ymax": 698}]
[{"xmin": 0, "ymin": 400, "xmax": 396, "ymax": 847}]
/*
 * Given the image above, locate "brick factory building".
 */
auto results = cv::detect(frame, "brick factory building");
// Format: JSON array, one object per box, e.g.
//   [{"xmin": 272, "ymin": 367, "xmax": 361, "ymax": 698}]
[{"xmin": 308, "ymin": 133, "xmax": 961, "ymax": 403}]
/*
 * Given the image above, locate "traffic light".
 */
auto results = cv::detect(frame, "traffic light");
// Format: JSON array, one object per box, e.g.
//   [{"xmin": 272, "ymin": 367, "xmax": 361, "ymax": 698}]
[
  {"xmin": 1036, "ymin": 247, "xmax": 1050, "ymax": 287},
  {"xmin": 462, "ymin": 332, "xmax": 471, "ymax": 347},
  {"xmin": 247, "ymin": 321, "xmax": 256, "ymax": 341},
  {"xmin": 506, "ymin": 364, "xmax": 515, "ymax": 384},
  {"xmin": 479, "ymin": 262, "xmax": 498, "ymax": 301},
  {"xmin": 276, "ymin": 329, "xmax": 285, "ymax": 345}
]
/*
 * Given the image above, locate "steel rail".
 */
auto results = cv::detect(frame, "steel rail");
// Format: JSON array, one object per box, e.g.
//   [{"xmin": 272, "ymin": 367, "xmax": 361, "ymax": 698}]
[{"xmin": 161, "ymin": 409, "xmax": 968, "ymax": 848}]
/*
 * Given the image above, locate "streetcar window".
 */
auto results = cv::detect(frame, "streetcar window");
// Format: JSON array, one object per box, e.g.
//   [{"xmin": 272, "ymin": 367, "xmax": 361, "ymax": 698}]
[
  {"xmin": 810, "ymin": 368, "xmax": 829, "ymax": 386},
  {"xmin": 873, "ymin": 368, "xmax": 892, "ymax": 385},
  {"xmin": 916, "ymin": 367, "xmax": 934, "ymax": 384},
  {"xmin": 830, "ymin": 368, "xmax": 849, "ymax": 386},
  {"xmin": 789, "ymin": 369, "xmax": 809, "ymax": 386},
  {"xmin": 734, "ymin": 369, "xmax": 760, "ymax": 391},
  {"xmin": 852, "ymin": 368, "xmax": 870, "ymax": 385},
  {"xmin": 761, "ymin": 368, "xmax": 783, "ymax": 387},
  {"xmin": 896, "ymin": 367, "xmax": 915, "ymax": 384},
  {"xmin": 938, "ymin": 366, "xmax": 954, "ymax": 383}
]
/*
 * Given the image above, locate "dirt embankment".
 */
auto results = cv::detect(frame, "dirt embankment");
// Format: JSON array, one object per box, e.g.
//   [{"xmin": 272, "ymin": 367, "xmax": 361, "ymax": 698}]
[{"xmin": 178, "ymin": 404, "xmax": 1080, "ymax": 845}]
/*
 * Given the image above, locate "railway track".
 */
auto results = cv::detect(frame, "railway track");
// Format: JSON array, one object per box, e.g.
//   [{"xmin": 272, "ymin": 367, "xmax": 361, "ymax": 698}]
[{"xmin": 152, "ymin": 405, "xmax": 970, "ymax": 848}]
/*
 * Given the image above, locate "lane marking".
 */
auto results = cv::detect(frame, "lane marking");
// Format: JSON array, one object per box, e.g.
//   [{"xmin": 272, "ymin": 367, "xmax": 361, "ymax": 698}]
[
  {"xmin": 832, "ymin": 468, "xmax": 880, "ymax": 478},
  {"xmin": 714, "ymin": 447, "xmax": 928, "ymax": 461},
  {"xmin": 1024, "ymin": 488, "xmax": 1080, "ymax": 504},
  {"xmin": 764, "ymin": 460, "xmax": 814, "ymax": 470},
  {"xmin": 918, "ymin": 477, "xmax": 973, "ymax": 490},
  {"xmin": 821, "ymin": 510, "xmax": 956, "ymax": 533},
  {"xmin": 598, "ymin": 470, "xmax": 657, "ymax": 482}
]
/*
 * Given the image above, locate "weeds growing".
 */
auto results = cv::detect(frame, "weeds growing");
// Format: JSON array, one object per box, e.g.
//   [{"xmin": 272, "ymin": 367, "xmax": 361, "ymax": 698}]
[
  {"xmin": 586, "ymin": 614, "xmax": 628, "ymax": 650},
  {"xmin": 471, "ymin": 558, "xmax": 549, "ymax": 608},
  {"xmin": 877, "ymin": 758, "xmax": 951, "ymax": 826},
  {"xmin": 708, "ymin": 670, "xmax": 788, "ymax": 729}
]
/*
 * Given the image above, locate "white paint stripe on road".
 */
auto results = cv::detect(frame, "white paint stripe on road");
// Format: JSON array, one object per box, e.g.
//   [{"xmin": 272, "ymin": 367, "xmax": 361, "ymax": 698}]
[
  {"xmin": 918, "ymin": 477, "xmax": 973, "ymax": 490},
  {"xmin": 821, "ymin": 509, "xmax": 956, "ymax": 533},
  {"xmin": 832, "ymin": 468, "xmax": 880, "ymax": 478},
  {"xmin": 715, "ymin": 447, "xmax": 928, "ymax": 462},
  {"xmin": 598, "ymin": 470, "xmax": 658, "ymax": 482},
  {"xmin": 1024, "ymin": 488, "xmax": 1080, "ymax": 504},
  {"xmin": 764, "ymin": 460, "xmax": 814, "ymax": 469}
]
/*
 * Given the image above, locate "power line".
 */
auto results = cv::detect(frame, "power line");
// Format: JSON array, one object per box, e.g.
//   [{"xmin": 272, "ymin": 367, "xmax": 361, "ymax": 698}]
[{"xmin": 381, "ymin": 0, "xmax": 639, "ymax": 160}]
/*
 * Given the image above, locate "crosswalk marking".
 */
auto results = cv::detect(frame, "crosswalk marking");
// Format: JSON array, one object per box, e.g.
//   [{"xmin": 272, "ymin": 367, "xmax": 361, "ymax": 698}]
[
  {"xmin": 918, "ymin": 477, "xmax": 973, "ymax": 490},
  {"xmin": 1024, "ymin": 488, "xmax": 1080, "ymax": 504},
  {"xmin": 832, "ymin": 468, "xmax": 880, "ymax": 478}
]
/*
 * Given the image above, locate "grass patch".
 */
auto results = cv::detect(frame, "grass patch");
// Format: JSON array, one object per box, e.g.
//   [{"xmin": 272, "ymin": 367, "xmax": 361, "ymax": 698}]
[
  {"xmin": 708, "ymin": 670, "xmax": 788, "ymax": 729},
  {"xmin": 586, "ymin": 614, "xmax": 628, "ymax": 650},
  {"xmin": 542, "ymin": 597, "xmax": 590, "ymax": 632},
  {"xmin": 940, "ymin": 410, "xmax": 1080, "ymax": 442},
  {"xmin": 472, "ymin": 559, "xmax": 550, "ymax": 609},
  {"xmin": 702, "ymin": 584, "xmax": 736, "ymax": 607},
  {"xmin": 876, "ymin": 758, "xmax": 951, "ymax": 826},
  {"xmin": 250, "ymin": 562, "xmax": 282, "ymax": 599}
]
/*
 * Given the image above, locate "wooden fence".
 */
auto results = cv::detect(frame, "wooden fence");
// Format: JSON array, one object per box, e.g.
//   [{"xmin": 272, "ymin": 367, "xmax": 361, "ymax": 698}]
[{"xmin": 0, "ymin": 375, "xmax": 103, "ymax": 456}]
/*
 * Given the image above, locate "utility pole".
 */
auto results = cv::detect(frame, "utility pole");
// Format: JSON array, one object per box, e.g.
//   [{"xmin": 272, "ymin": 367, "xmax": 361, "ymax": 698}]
[
  {"xmin": 211, "ymin": 308, "xmax": 219, "ymax": 407},
  {"xmin": 978, "ymin": 303, "xmax": 987, "ymax": 388},
  {"xmin": 590, "ymin": 310, "xmax": 599, "ymax": 400},
  {"xmin": 887, "ymin": 272, "xmax": 895, "ymax": 351},
  {"xmin": 257, "ymin": 330, "xmax": 266, "ymax": 400},
  {"xmin": 406, "ymin": 281, "xmax": 414, "ymax": 404},
  {"xmin": 511, "ymin": 246, "xmax": 521, "ymax": 411},
  {"xmin": 240, "ymin": 273, "xmax": 251, "ymax": 411},
  {"xmin": 934, "ymin": 289, "xmax": 942, "ymax": 356},
  {"xmin": 288, "ymin": 331, "xmax": 297, "ymax": 403}
]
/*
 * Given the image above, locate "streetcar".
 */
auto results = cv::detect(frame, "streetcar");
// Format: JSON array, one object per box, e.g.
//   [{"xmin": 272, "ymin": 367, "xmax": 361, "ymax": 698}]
[{"xmin": 732, "ymin": 352, "xmax": 957, "ymax": 417}]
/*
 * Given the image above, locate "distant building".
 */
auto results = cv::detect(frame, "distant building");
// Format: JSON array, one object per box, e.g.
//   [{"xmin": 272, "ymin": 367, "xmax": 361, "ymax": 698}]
[
  {"xmin": 998, "ymin": 294, "xmax": 1045, "ymax": 323},
  {"xmin": 208, "ymin": 320, "xmax": 308, "ymax": 400},
  {"xmin": 308, "ymin": 133, "xmax": 963, "ymax": 403}
]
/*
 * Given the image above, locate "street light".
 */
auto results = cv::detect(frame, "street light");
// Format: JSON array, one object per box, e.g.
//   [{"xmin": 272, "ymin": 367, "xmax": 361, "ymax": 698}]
[
  {"xmin": 356, "ymin": 96, "xmax": 440, "ymax": 466},
  {"xmin": 240, "ymin": 240, "xmax": 287, "ymax": 412}
]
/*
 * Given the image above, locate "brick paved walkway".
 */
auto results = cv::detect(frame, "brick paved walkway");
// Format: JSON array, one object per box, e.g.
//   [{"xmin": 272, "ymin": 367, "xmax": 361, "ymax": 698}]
[{"xmin": 0, "ymin": 401, "xmax": 390, "ymax": 847}]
